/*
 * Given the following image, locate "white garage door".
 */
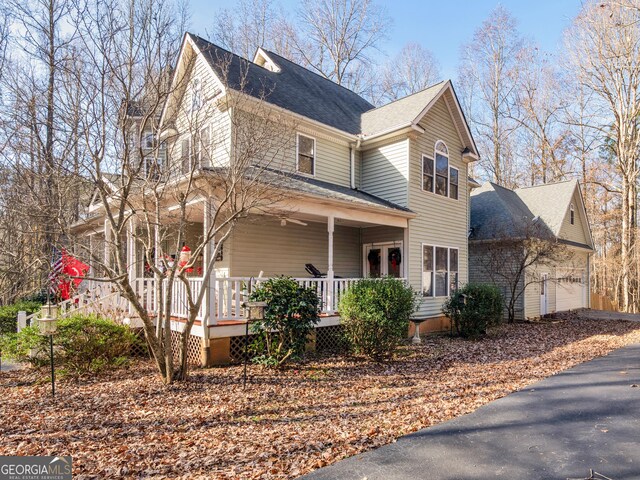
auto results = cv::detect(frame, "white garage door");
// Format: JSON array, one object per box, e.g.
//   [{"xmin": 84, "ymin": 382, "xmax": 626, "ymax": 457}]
[{"xmin": 556, "ymin": 269, "xmax": 587, "ymax": 311}]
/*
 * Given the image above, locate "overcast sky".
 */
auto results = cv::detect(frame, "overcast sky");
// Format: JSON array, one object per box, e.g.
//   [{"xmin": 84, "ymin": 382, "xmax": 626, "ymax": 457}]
[{"xmin": 189, "ymin": 0, "xmax": 582, "ymax": 80}]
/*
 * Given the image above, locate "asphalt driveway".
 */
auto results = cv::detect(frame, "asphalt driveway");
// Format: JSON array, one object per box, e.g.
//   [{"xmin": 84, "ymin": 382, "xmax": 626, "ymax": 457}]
[{"xmin": 302, "ymin": 344, "xmax": 640, "ymax": 480}]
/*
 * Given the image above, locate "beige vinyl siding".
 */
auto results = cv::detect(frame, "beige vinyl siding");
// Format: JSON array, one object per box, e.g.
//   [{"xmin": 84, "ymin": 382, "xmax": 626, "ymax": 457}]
[
  {"xmin": 523, "ymin": 264, "xmax": 555, "ymax": 319},
  {"xmin": 524, "ymin": 250, "xmax": 589, "ymax": 317},
  {"xmin": 361, "ymin": 225, "xmax": 404, "ymax": 245},
  {"xmin": 469, "ymin": 243, "xmax": 525, "ymax": 321},
  {"xmin": 408, "ymin": 96, "xmax": 469, "ymax": 317},
  {"xmin": 230, "ymin": 216, "xmax": 361, "ymax": 278},
  {"xmin": 170, "ymin": 53, "xmax": 232, "ymax": 170},
  {"xmin": 361, "ymin": 137, "xmax": 409, "ymax": 207},
  {"xmin": 315, "ymin": 137, "xmax": 351, "ymax": 186},
  {"xmin": 558, "ymin": 190, "xmax": 590, "ymax": 246}
]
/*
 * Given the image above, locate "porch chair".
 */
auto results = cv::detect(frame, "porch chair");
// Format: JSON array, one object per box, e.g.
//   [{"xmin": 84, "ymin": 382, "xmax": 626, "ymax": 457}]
[{"xmin": 305, "ymin": 263, "xmax": 325, "ymax": 278}]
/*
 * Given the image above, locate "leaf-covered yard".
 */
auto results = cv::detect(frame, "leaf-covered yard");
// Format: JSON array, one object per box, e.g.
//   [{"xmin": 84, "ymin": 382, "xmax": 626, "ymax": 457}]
[{"xmin": 2, "ymin": 316, "xmax": 640, "ymax": 479}]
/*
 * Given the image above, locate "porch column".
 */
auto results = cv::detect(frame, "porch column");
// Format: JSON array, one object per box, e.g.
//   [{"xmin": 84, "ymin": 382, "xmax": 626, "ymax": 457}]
[
  {"xmin": 88, "ymin": 233, "xmax": 94, "ymax": 277},
  {"xmin": 203, "ymin": 197, "xmax": 217, "ymax": 327},
  {"xmin": 103, "ymin": 219, "xmax": 111, "ymax": 270},
  {"xmin": 127, "ymin": 219, "xmax": 137, "ymax": 316},
  {"xmin": 326, "ymin": 215, "xmax": 335, "ymax": 314},
  {"xmin": 127, "ymin": 219, "xmax": 137, "ymax": 283}
]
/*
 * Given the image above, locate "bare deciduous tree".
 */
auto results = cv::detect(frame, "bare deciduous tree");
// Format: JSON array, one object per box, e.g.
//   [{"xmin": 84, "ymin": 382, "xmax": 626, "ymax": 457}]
[
  {"xmin": 459, "ymin": 5, "xmax": 523, "ymax": 187},
  {"xmin": 377, "ymin": 42, "xmax": 441, "ymax": 105},
  {"xmin": 566, "ymin": 0, "xmax": 640, "ymax": 312},
  {"xmin": 284, "ymin": 0, "xmax": 389, "ymax": 95},
  {"xmin": 472, "ymin": 218, "xmax": 569, "ymax": 323}
]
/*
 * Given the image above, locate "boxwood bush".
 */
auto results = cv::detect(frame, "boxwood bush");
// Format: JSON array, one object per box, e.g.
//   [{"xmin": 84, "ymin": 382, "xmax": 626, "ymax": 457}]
[
  {"xmin": 249, "ymin": 277, "xmax": 320, "ymax": 367},
  {"xmin": 0, "ymin": 314, "xmax": 140, "ymax": 376},
  {"xmin": 339, "ymin": 277, "xmax": 420, "ymax": 361},
  {"xmin": 442, "ymin": 283, "xmax": 503, "ymax": 338},
  {"xmin": 0, "ymin": 300, "xmax": 42, "ymax": 335}
]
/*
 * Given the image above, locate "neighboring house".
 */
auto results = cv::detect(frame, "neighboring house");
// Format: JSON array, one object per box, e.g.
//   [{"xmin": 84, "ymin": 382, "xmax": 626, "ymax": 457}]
[
  {"xmin": 469, "ymin": 180, "xmax": 594, "ymax": 320},
  {"xmin": 71, "ymin": 33, "xmax": 479, "ymax": 364}
]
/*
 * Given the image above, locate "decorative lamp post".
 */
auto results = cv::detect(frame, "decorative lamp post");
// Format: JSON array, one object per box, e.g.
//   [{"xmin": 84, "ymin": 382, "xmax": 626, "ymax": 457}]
[
  {"xmin": 241, "ymin": 301, "xmax": 266, "ymax": 388},
  {"xmin": 38, "ymin": 303, "xmax": 59, "ymax": 398}
]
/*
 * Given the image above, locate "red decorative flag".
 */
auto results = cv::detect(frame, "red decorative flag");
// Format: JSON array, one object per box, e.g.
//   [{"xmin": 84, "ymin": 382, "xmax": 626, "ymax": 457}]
[{"xmin": 52, "ymin": 249, "xmax": 90, "ymax": 300}]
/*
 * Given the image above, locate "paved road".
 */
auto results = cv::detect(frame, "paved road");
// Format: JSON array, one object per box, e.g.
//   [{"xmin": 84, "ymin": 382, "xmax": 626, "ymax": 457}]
[{"xmin": 302, "ymin": 344, "xmax": 640, "ymax": 480}]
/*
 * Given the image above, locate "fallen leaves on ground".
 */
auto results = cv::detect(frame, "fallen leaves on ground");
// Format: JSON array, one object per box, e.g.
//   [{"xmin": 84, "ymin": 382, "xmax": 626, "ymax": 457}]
[{"xmin": 2, "ymin": 316, "xmax": 640, "ymax": 479}]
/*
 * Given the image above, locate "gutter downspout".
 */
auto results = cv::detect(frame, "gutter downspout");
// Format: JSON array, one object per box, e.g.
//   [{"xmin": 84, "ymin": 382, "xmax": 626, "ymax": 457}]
[{"xmin": 350, "ymin": 138, "xmax": 362, "ymax": 189}]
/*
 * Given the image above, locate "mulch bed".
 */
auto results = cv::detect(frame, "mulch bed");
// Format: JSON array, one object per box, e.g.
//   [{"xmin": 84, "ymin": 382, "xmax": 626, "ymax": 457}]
[{"xmin": 1, "ymin": 316, "xmax": 639, "ymax": 479}]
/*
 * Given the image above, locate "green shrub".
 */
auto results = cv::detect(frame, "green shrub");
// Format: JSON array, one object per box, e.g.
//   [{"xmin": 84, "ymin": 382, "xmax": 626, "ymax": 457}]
[
  {"xmin": 338, "ymin": 277, "xmax": 420, "ymax": 361},
  {"xmin": 0, "ymin": 314, "xmax": 140, "ymax": 375},
  {"xmin": 0, "ymin": 301, "xmax": 42, "ymax": 335},
  {"xmin": 442, "ymin": 283, "xmax": 503, "ymax": 338},
  {"xmin": 249, "ymin": 277, "xmax": 320, "ymax": 367}
]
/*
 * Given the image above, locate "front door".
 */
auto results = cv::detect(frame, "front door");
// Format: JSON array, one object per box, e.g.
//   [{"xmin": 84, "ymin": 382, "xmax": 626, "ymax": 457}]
[
  {"xmin": 364, "ymin": 243, "xmax": 403, "ymax": 278},
  {"xmin": 540, "ymin": 273, "xmax": 549, "ymax": 316}
]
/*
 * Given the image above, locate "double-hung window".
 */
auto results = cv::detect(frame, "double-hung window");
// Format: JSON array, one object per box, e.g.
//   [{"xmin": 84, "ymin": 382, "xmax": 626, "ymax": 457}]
[
  {"xmin": 422, "ymin": 245, "xmax": 459, "ymax": 297},
  {"xmin": 423, "ymin": 141, "xmax": 459, "ymax": 200},
  {"xmin": 297, "ymin": 133, "xmax": 315, "ymax": 175},
  {"xmin": 191, "ymin": 78, "xmax": 202, "ymax": 112},
  {"xmin": 423, "ymin": 156, "xmax": 434, "ymax": 192}
]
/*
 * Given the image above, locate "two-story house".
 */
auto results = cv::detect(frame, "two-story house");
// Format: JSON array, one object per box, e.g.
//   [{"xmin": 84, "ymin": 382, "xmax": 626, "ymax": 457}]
[{"xmin": 73, "ymin": 33, "xmax": 479, "ymax": 365}]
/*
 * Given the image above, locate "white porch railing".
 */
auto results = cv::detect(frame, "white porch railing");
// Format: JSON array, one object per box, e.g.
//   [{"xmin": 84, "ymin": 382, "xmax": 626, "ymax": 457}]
[
  {"xmin": 27, "ymin": 276, "xmax": 403, "ymax": 327},
  {"xmin": 212, "ymin": 277, "xmax": 400, "ymax": 322}
]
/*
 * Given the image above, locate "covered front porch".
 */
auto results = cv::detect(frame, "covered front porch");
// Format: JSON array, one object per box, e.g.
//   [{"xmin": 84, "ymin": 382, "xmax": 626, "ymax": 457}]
[{"xmin": 77, "ymin": 192, "xmax": 413, "ymax": 332}]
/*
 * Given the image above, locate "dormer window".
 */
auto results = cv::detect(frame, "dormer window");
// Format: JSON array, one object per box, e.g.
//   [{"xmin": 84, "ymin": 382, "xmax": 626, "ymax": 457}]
[
  {"xmin": 191, "ymin": 78, "xmax": 202, "ymax": 112},
  {"xmin": 297, "ymin": 133, "xmax": 315, "ymax": 175},
  {"xmin": 570, "ymin": 204, "xmax": 575, "ymax": 225}
]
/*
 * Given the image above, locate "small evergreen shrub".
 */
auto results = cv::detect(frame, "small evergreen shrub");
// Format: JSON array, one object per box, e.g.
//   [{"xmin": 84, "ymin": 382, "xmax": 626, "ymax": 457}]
[
  {"xmin": 442, "ymin": 283, "xmax": 503, "ymax": 338},
  {"xmin": 0, "ymin": 314, "xmax": 140, "ymax": 376},
  {"xmin": 0, "ymin": 301, "xmax": 42, "ymax": 335},
  {"xmin": 339, "ymin": 277, "xmax": 420, "ymax": 361},
  {"xmin": 249, "ymin": 277, "xmax": 320, "ymax": 367}
]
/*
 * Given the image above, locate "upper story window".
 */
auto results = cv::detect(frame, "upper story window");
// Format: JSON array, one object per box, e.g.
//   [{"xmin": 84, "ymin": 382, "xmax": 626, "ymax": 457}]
[
  {"xmin": 435, "ymin": 141, "xmax": 449, "ymax": 196},
  {"xmin": 191, "ymin": 78, "xmax": 202, "ymax": 112},
  {"xmin": 570, "ymin": 204, "xmax": 575, "ymax": 225},
  {"xmin": 297, "ymin": 133, "xmax": 315, "ymax": 175},
  {"xmin": 423, "ymin": 141, "xmax": 458, "ymax": 200},
  {"xmin": 143, "ymin": 132, "xmax": 155, "ymax": 150}
]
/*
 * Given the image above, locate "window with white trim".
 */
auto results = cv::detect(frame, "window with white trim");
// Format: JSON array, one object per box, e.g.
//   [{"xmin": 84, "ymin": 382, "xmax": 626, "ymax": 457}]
[
  {"xmin": 297, "ymin": 133, "xmax": 315, "ymax": 175},
  {"xmin": 422, "ymin": 156, "xmax": 434, "ymax": 192},
  {"xmin": 449, "ymin": 167, "xmax": 459, "ymax": 200},
  {"xmin": 435, "ymin": 141, "xmax": 449, "ymax": 197},
  {"xmin": 423, "ymin": 141, "xmax": 458, "ymax": 200},
  {"xmin": 191, "ymin": 78, "xmax": 202, "ymax": 112},
  {"xmin": 422, "ymin": 245, "xmax": 459, "ymax": 297},
  {"xmin": 200, "ymin": 125, "xmax": 211, "ymax": 167},
  {"xmin": 570, "ymin": 204, "xmax": 575, "ymax": 225}
]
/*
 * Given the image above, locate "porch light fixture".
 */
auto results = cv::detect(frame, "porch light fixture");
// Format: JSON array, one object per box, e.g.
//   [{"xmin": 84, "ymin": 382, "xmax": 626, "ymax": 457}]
[
  {"xmin": 241, "ymin": 301, "xmax": 267, "ymax": 388},
  {"xmin": 38, "ymin": 303, "xmax": 59, "ymax": 398}
]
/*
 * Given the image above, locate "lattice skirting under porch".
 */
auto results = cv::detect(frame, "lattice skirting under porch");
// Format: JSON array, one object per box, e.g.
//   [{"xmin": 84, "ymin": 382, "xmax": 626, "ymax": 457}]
[
  {"xmin": 170, "ymin": 330, "xmax": 203, "ymax": 366},
  {"xmin": 227, "ymin": 325, "xmax": 346, "ymax": 364}
]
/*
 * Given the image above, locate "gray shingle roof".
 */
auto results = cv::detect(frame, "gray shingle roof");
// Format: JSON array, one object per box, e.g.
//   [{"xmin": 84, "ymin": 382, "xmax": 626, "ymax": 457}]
[
  {"xmin": 360, "ymin": 82, "xmax": 445, "ymax": 137},
  {"xmin": 189, "ymin": 34, "xmax": 375, "ymax": 135},
  {"xmin": 203, "ymin": 165, "xmax": 414, "ymax": 215},
  {"xmin": 470, "ymin": 179, "xmax": 586, "ymax": 244},
  {"xmin": 514, "ymin": 180, "xmax": 579, "ymax": 237}
]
